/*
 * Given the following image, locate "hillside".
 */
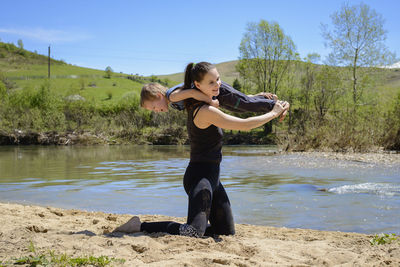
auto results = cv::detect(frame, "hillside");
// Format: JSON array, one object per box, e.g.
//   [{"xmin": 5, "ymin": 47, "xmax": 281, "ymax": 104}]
[
  {"xmin": 0, "ymin": 42, "xmax": 108, "ymax": 78},
  {"xmin": 1, "ymin": 41, "xmax": 400, "ymax": 150},
  {"xmin": 1, "ymin": 40, "xmax": 400, "ymax": 108},
  {"xmin": 0, "ymin": 42, "xmax": 149, "ymax": 107},
  {"xmin": 159, "ymin": 59, "xmax": 400, "ymax": 98},
  {"xmin": 158, "ymin": 60, "xmax": 240, "ymax": 85}
]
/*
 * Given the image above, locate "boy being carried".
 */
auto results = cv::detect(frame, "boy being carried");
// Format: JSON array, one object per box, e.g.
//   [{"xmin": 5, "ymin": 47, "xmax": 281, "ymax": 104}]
[{"xmin": 140, "ymin": 81, "xmax": 287, "ymax": 121}]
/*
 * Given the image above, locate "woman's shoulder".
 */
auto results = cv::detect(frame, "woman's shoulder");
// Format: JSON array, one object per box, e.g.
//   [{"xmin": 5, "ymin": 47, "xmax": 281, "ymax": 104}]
[
  {"xmin": 196, "ymin": 104, "xmax": 222, "ymax": 118},
  {"xmin": 186, "ymin": 99, "xmax": 208, "ymax": 112}
]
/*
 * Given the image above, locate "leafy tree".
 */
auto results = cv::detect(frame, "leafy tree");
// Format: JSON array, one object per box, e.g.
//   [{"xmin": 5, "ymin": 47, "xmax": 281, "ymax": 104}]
[
  {"xmin": 300, "ymin": 53, "xmax": 321, "ymax": 115},
  {"xmin": 150, "ymin": 75, "xmax": 159, "ymax": 82},
  {"xmin": 238, "ymin": 20, "xmax": 297, "ymax": 94},
  {"xmin": 321, "ymin": 2, "xmax": 397, "ymax": 107},
  {"xmin": 313, "ymin": 66, "xmax": 342, "ymax": 121},
  {"xmin": 17, "ymin": 39, "xmax": 24, "ymax": 50},
  {"xmin": 105, "ymin": 66, "xmax": 113, "ymax": 79},
  {"xmin": 232, "ymin": 78, "xmax": 242, "ymax": 90}
]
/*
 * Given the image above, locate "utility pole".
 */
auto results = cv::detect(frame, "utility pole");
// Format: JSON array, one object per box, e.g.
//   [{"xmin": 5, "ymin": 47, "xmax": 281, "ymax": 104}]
[{"xmin": 48, "ymin": 45, "xmax": 51, "ymax": 78}]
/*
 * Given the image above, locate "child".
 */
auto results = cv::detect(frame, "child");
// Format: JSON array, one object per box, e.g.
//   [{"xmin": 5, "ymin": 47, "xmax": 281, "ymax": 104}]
[
  {"xmin": 140, "ymin": 82, "xmax": 219, "ymax": 112},
  {"xmin": 140, "ymin": 78, "xmax": 285, "ymax": 120}
]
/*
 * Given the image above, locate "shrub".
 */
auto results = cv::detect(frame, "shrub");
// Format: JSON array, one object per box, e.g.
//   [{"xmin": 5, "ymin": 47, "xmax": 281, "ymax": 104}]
[
  {"xmin": 106, "ymin": 91, "xmax": 113, "ymax": 100},
  {"xmin": 104, "ymin": 66, "xmax": 113, "ymax": 79},
  {"xmin": 63, "ymin": 100, "xmax": 95, "ymax": 130}
]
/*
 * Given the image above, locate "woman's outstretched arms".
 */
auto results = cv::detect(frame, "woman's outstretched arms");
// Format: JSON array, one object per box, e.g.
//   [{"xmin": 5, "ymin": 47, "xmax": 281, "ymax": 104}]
[{"xmin": 194, "ymin": 101, "xmax": 289, "ymax": 131}]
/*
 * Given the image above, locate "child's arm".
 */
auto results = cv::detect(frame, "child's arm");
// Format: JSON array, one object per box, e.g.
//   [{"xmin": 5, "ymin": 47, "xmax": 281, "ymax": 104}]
[{"xmin": 169, "ymin": 88, "xmax": 219, "ymax": 107}]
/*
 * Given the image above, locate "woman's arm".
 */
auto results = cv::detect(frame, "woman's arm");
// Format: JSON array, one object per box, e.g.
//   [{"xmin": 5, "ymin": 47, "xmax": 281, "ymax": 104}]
[{"xmin": 194, "ymin": 101, "xmax": 289, "ymax": 131}]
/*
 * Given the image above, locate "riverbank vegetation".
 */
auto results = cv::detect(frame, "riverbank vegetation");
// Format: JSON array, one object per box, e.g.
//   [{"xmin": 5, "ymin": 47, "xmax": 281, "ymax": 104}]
[{"xmin": 0, "ymin": 2, "xmax": 399, "ymax": 151}]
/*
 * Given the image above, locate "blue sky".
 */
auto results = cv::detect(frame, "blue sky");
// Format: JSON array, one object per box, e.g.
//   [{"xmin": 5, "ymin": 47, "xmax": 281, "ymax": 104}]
[{"xmin": 1, "ymin": 0, "xmax": 399, "ymax": 76}]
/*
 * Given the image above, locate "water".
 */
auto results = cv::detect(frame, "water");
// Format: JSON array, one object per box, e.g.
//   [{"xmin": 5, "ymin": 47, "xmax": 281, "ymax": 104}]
[{"xmin": 0, "ymin": 145, "xmax": 399, "ymax": 235}]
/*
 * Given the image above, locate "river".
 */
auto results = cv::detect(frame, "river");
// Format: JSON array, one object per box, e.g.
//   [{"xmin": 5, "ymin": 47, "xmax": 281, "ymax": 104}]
[{"xmin": 0, "ymin": 145, "xmax": 399, "ymax": 234}]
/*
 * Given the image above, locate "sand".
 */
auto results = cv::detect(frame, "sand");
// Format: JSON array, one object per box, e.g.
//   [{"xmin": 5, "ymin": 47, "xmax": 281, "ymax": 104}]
[{"xmin": 0, "ymin": 203, "xmax": 399, "ymax": 266}]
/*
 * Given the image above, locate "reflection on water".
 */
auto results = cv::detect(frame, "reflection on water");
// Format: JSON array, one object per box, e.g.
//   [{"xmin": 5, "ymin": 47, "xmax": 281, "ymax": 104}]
[{"xmin": 0, "ymin": 145, "xmax": 399, "ymax": 234}]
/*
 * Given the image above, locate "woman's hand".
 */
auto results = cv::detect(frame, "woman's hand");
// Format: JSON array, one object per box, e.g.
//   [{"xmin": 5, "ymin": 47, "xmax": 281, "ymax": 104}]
[
  {"xmin": 278, "ymin": 101, "xmax": 290, "ymax": 123},
  {"xmin": 271, "ymin": 100, "xmax": 286, "ymax": 117},
  {"xmin": 271, "ymin": 100, "xmax": 290, "ymax": 122}
]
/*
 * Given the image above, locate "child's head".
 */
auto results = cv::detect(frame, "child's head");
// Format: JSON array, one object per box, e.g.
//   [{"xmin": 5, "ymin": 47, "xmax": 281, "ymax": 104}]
[
  {"xmin": 184, "ymin": 62, "xmax": 221, "ymax": 98},
  {"xmin": 140, "ymin": 83, "xmax": 169, "ymax": 112}
]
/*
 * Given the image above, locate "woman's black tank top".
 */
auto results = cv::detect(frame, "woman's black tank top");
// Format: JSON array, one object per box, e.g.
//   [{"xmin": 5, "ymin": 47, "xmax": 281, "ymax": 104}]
[{"xmin": 187, "ymin": 103, "xmax": 223, "ymax": 163}]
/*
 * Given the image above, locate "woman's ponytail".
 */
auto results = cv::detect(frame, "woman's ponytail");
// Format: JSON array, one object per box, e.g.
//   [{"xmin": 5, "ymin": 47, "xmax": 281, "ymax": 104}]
[{"xmin": 183, "ymin": 62, "xmax": 195, "ymax": 90}]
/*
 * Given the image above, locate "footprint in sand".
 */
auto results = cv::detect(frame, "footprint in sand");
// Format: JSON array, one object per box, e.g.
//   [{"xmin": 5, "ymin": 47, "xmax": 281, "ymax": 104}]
[
  {"xmin": 26, "ymin": 225, "xmax": 48, "ymax": 233},
  {"xmin": 131, "ymin": 244, "xmax": 149, "ymax": 254},
  {"xmin": 212, "ymin": 258, "xmax": 230, "ymax": 265},
  {"xmin": 106, "ymin": 215, "xmax": 117, "ymax": 221},
  {"xmin": 48, "ymin": 209, "xmax": 64, "ymax": 217}
]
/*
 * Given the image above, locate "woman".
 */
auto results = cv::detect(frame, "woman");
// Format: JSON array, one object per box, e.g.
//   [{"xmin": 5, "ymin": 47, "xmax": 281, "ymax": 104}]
[{"xmin": 114, "ymin": 62, "xmax": 289, "ymax": 237}]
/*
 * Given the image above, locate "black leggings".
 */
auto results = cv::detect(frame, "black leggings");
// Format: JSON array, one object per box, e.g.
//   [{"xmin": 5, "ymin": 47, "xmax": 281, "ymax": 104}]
[{"xmin": 140, "ymin": 161, "xmax": 235, "ymax": 237}]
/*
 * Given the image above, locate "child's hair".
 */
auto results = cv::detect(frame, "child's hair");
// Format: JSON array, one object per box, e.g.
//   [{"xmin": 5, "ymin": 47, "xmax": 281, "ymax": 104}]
[
  {"xmin": 140, "ymin": 83, "xmax": 168, "ymax": 107},
  {"xmin": 183, "ymin": 61, "xmax": 216, "ymax": 109}
]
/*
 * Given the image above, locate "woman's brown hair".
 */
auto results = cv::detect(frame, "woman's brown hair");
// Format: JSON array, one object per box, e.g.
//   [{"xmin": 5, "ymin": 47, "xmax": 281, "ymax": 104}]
[{"xmin": 183, "ymin": 61, "xmax": 215, "ymax": 110}]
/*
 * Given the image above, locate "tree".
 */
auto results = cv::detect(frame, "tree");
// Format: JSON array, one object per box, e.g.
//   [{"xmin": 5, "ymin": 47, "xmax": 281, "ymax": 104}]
[
  {"xmin": 238, "ymin": 20, "xmax": 297, "ymax": 94},
  {"xmin": 104, "ymin": 66, "xmax": 113, "ymax": 79},
  {"xmin": 17, "ymin": 39, "xmax": 24, "ymax": 50},
  {"xmin": 232, "ymin": 78, "xmax": 242, "ymax": 91},
  {"xmin": 313, "ymin": 66, "xmax": 342, "ymax": 121},
  {"xmin": 321, "ymin": 2, "xmax": 397, "ymax": 107},
  {"xmin": 300, "ymin": 53, "xmax": 321, "ymax": 115}
]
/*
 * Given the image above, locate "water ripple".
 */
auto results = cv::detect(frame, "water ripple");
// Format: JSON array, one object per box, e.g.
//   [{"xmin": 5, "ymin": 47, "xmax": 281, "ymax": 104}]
[{"xmin": 328, "ymin": 183, "xmax": 400, "ymax": 197}]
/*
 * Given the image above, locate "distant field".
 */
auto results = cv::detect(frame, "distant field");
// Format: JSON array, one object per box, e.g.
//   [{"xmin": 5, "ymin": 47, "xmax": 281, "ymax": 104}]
[
  {"xmin": 158, "ymin": 60, "xmax": 240, "ymax": 85},
  {"xmin": 1, "ymin": 41, "xmax": 399, "ymax": 107},
  {"xmin": 13, "ymin": 77, "xmax": 142, "ymax": 107},
  {"xmin": 1, "ymin": 62, "xmax": 106, "ymax": 78}
]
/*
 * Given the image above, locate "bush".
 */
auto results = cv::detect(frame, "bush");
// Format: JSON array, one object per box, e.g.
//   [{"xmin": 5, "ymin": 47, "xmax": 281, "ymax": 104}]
[
  {"xmin": 382, "ymin": 92, "xmax": 400, "ymax": 150},
  {"xmin": 63, "ymin": 100, "xmax": 95, "ymax": 130},
  {"xmin": 106, "ymin": 91, "xmax": 113, "ymax": 100},
  {"xmin": 0, "ymin": 81, "xmax": 66, "ymax": 132},
  {"xmin": 109, "ymin": 92, "xmax": 140, "ymax": 114},
  {"xmin": 0, "ymin": 80, "xmax": 6, "ymax": 98}
]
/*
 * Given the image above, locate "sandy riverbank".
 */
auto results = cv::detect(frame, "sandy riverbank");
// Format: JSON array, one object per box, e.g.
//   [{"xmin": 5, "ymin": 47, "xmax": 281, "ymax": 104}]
[
  {"xmin": 0, "ymin": 202, "xmax": 399, "ymax": 266},
  {"xmin": 288, "ymin": 151, "xmax": 400, "ymax": 166}
]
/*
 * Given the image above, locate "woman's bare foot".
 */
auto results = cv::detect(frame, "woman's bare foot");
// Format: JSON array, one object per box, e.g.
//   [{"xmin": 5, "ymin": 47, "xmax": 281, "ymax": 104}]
[{"xmin": 113, "ymin": 216, "xmax": 141, "ymax": 233}]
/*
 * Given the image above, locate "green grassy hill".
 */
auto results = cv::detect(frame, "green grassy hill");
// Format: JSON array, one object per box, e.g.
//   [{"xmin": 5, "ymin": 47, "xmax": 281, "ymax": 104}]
[
  {"xmin": 159, "ymin": 59, "xmax": 400, "ymax": 99},
  {"xmin": 158, "ymin": 60, "xmax": 240, "ymax": 85},
  {"xmin": 0, "ymin": 42, "xmax": 151, "ymax": 108},
  {"xmin": 1, "ymin": 41, "xmax": 399, "ymax": 149},
  {"xmin": 0, "ymin": 42, "xmax": 105, "ymax": 77},
  {"xmin": 2, "ymin": 41, "xmax": 399, "ymax": 101}
]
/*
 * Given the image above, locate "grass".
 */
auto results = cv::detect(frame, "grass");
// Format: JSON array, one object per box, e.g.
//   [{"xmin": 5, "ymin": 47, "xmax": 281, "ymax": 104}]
[
  {"xmin": 12, "ymin": 253, "xmax": 125, "ymax": 267},
  {"xmin": 1, "ymin": 63, "xmax": 106, "ymax": 78},
  {"xmin": 158, "ymin": 60, "xmax": 240, "ymax": 85},
  {"xmin": 370, "ymin": 233, "xmax": 399, "ymax": 245},
  {"xmin": 2, "ymin": 241, "xmax": 126, "ymax": 267},
  {"xmin": 12, "ymin": 76, "xmax": 143, "ymax": 107}
]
